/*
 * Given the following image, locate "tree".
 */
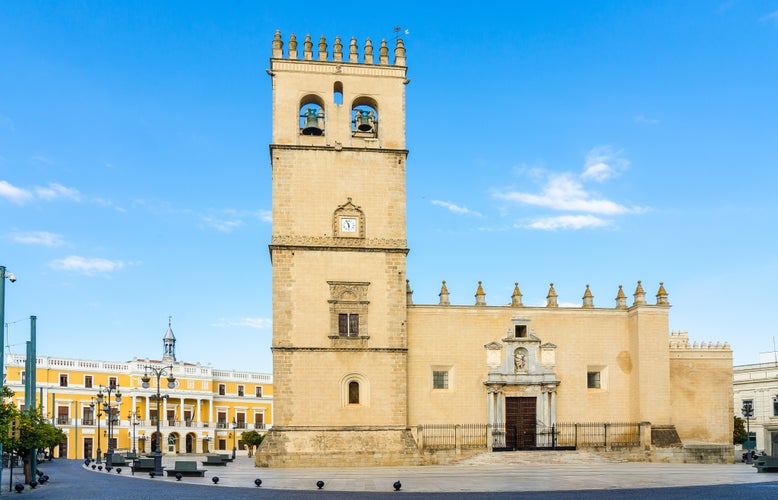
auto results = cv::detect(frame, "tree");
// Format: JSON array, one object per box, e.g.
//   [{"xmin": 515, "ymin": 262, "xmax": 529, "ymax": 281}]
[
  {"xmin": 733, "ymin": 415, "xmax": 747, "ymax": 445},
  {"xmin": 240, "ymin": 430, "xmax": 264, "ymax": 458},
  {"xmin": 0, "ymin": 387, "xmax": 65, "ymax": 483}
]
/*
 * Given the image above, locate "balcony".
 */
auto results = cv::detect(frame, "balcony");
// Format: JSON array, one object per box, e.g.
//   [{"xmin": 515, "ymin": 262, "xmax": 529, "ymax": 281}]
[
  {"xmin": 56, "ymin": 417, "xmax": 71, "ymax": 425},
  {"xmin": 82, "ymin": 419, "xmax": 95, "ymax": 426}
]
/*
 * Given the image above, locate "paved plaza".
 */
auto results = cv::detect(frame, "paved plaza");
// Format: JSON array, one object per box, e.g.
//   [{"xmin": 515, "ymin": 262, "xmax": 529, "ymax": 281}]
[{"xmin": 6, "ymin": 451, "xmax": 778, "ymax": 498}]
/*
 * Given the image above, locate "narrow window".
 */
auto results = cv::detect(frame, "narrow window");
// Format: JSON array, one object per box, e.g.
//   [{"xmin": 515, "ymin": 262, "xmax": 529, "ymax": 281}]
[
  {"xmin": 238, "ymin": 385, "xmax": 245, "ymax": 397},
  {"xmin": 773, "ymin": 397, "xmax": 778, "ymax": 417},
  {"xmin": 59, "ymin": 374, "xmax": 68, "ymax": 387},
  {"xmin": 348, "ymin": 381, "xmax": 360, "ymax": 404},
  {"xmin": 109, "ymin": 377, "xmax": 117, "ymax": 389},
  {"xmin": 218, "ymin": 384, "xmax": 225, "ymax": 396},
  {"xmin": 334, "ymin": 81, "xmax": 343, "ymax": 105},
  {"xmin": 20, "ymin": 371, "xmax": 25, "ymax": 384},
  {"xmin": 432, "ymin": 370, "xmax": 449, "ymax": 390},
  {"xmin": 57, "ymin": 406, "xmax": 69, "ymax": 424},
  {"xmin": 255, "ymin": 386, "xmax": 263, "ymax": 398},
  {"xmin": 254, "ymin": 413, "xmax": 265, "ymax": 430},
  {"xmin": 84, "ymin": 375, "xmax": 93, "ymax": 388},
  {"xmin": 587, "ymin": 371, "xmax": 601, "ymax": 389}
]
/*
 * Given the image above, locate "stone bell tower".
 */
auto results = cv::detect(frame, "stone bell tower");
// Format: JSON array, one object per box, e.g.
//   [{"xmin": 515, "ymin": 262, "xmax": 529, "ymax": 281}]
[{"xmin": 258, "ymin": 31, "xmax": 419, "ymax": 466}]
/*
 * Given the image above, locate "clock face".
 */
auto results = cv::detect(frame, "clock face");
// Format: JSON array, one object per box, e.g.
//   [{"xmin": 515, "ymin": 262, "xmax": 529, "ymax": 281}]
[{"xmin": 340, "ymin": 217, "xmax": 357, "ymax": 233}]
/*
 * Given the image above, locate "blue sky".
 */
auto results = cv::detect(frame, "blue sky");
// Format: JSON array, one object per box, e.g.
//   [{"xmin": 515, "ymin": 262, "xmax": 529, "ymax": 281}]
[{"xmin": 1, "ymin": 1, "xmax": 777, "ymax": 372}]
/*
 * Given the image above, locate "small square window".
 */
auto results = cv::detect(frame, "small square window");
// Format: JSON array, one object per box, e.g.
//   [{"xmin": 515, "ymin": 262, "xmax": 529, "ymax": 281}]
[
  {"xmin": 109, "ymin": 377, "xmax": 117, "ymax": 389},
  {"xmin": 432, "ymin": 370, "xmax": 449, "ymax": 390},
  {"xmin": 84, "ymin": 375, "xmax": 93, "ymax": 388},
  {"xmin": 587, "ymin": 371, "xmax": 601, "ymax": 389},
  {"xmin": 59, "ymin": 374, "xmax": 68, "ymax": 387}
]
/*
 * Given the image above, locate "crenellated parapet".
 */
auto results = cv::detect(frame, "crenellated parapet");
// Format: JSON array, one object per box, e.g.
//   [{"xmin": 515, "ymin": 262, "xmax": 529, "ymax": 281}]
[
  {"xmin": 669, "ymin": 329, "xmax": 730, "ymax": 351},
  {"xmin": 272, "ymin": 30, "xmax": 406, "ymax": 67},
  {"xmin": 410, "ymin": 280, "xmax": 672, "ymax": 308}
]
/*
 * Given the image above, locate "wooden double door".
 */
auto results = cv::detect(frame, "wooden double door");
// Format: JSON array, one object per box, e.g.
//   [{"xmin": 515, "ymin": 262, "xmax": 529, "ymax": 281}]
[{"xmin": 505, "ymin": 396, "xmax": 537, "ymax": 449}]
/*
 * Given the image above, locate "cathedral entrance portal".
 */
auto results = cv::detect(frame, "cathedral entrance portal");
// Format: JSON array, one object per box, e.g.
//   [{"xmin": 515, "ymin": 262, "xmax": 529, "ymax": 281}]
[{"xmin": 505, "ymin": 397, "xmax": 536, "ymax": 449}]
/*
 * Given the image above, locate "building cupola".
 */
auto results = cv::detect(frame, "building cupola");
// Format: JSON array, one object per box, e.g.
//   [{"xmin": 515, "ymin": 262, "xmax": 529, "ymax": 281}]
[{"xmin": 162, "ymin": 316, "xmax": 176, "ymax": 362}]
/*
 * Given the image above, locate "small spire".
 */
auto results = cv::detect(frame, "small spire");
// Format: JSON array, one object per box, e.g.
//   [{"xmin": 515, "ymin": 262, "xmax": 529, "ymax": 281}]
[
  {"xmin": 475, "ymin": 281, "xmax": 486, "ymax": 306},
  {"xmin": 364, "ymin": 38, "xmax": 374, "ymax": 64},
  {"xmin": 272, "ymin": 30, "xmax": 283, "ymax": 58},
  {"xmin": 394, "ymin": 38, "xmax": 406, "ymax": 66},
  {"xmin": 615, "ymin": 285, "xmax": 627, "ymax": 309},
  {"xmin": 656, "ymin": 282, "xmax": 669, "ymax": 305},
  {"xmin": 546, "ymin": 283, "xmax": 558, "ymax": 308},
  {"xmin": 633, "ymin": 280, "xmax": 646, "ymax": 305},
  {"xmin": 439, "ymin": 280, "xmax": 450, "ymax": 305},
  {"xmin": 406, "ymin": 279, "xmax": 413, "ymax": 305},
  {"xmin": 511, "ymin": 282, "xmax": 523, "ymax": 307},
  {"xmin": 379, "ymin": 39, "xmax": 389, "ymax": 64},
  {"xmin": 288, "ymin": 33, "xmax": 298, "ymax": 59},
  {"xmin": 582, "ymin": 284, "xmax": 594, "ymax": 309},
  {"xmin": 303, "ymin": 34, "xmax": 313, "ymax": 60},
  {"xmin": 349, "ymin": 37, "xmax": 358, "ymax": 63},
  {"xmin": 163, "ymin": 317, "xmax": 176, "ymax": 362},
  {"xmin": 318, "ymin": 35, "xmax": 328, "ymax": 61},
  {"xmin": 333, "ymin": 36, "xmax": 343, "ymax": 62}
]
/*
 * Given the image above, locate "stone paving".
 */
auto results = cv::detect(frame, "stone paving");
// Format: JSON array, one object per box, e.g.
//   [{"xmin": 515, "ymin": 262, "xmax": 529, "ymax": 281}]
[{"xmin": 73, "ymin": 451, "xmax": 776, "ymax": 493}]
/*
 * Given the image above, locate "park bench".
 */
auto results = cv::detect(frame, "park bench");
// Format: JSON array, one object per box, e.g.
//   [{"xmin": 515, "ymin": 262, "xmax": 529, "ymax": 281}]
[
  {"xmin": 124, "ymin": 452, "xmax": 138, "ymax": 460},
  {"xmin": 753, "ymin": 455, "xmax": 778, "ymax": 472},
  {"xmin": 201, "ymin": 455, "xmax": 228, "ymax": 466},
  {"xmin": 130, "ymin": 457, "xmax": 159, "ymax": 475},
  {"xmin": 109, "ymin": 454, "xmax": 127, "ymax": 466},
  {"xmin": 165, "ymin": 460, "xmax": 207, "ymax": 477},
  {"xmin": 218, "ymin": 453, "xmax": 234, "ymax": 463}
]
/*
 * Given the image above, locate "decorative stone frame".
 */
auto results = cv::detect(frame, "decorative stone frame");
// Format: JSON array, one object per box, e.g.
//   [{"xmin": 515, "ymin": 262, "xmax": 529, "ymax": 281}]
[
  {"xmin": 333, "ymin": 198, "xmax": 366, "ymax": 239},
  {"xmin": 341, "ymin": 372, "xmax": 370, "ymax": 407},
  {"xmin": 327, "ymin": 281, "xmax": 370, "ymax": 339}
]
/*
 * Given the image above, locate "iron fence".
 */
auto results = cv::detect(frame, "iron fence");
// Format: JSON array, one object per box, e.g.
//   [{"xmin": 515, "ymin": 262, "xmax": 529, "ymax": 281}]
[{"xmin": 418, "ymin": 422, "xmax": 643, "ymax": 452}]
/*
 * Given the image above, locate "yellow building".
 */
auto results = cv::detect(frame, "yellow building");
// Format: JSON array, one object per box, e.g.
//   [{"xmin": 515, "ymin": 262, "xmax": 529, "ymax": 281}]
[
  {"xmin": 4, "ymin": 323, "xmax": 272, "ymax": 460},
  {"xmin": 258, "ymin": 31, "xmax": 733, "ymax": 467}
]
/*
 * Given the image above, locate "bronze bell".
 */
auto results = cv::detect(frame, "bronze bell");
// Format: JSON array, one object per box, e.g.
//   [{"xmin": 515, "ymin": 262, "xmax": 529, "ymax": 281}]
[
  {"xmin": 301, "ymin": 107, "xmax": 323, "ymax": 136},
  {"xmin": 355, "ymin": 110, "xmax": 373, "ymax": 132}
]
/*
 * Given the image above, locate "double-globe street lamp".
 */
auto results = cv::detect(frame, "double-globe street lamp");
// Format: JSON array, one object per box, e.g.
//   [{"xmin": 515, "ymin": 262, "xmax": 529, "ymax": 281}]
[
  {"xmin": 96, "ymin": 385, "xmax": 122, "ymax": 467},
  {"xmin": 128, "ymin": 410, "xmax": 141, "ymax": 457},
  {"xmin": 141, "ymin": 364, "xmax": 175, "ymax": 476},
  {"xmin": 89, "ymin": 398, "xmax": 103, "ymax": 463}
]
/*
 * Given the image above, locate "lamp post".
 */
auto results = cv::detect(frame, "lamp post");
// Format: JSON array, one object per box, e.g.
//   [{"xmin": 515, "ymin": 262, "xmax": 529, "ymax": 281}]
[
  {"xmin": 231, "ymin": 418, "xmax": 238, "ymax": 459},
  {"xmin": 97, "ymin": 384, "xmax": 121, "ymax": 467},
  {"xmin": 141, "ymin": 364, "xmax": 175, "ymax": 476},
  {"xmin": 0, "ymin": 266, "xmax": 17, "ymax": 488},
  {"xmin": 89, "ymin": 399, "xmax": 102, "ymax": 464},
  {"xmin": 742, "ymin": 402, "xmax": 754, "ymax": 464},
  {"xmin": 128, "ymin": 410, "xmax": 141, "ymax": 456}
]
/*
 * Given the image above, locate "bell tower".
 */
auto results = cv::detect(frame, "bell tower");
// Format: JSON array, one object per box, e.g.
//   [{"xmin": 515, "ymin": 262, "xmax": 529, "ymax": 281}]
[{"xmin": 258, "ymin": 31, "xmax": 418, "ymax": 466}]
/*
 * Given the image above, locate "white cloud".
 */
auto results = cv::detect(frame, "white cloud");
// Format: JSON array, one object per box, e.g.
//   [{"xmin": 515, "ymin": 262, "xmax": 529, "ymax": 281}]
[
  {"xmin": 201, "ymin": 209, "xmax": 272, "ymax": 232},
  {"xmin": 35, "ymin": 183, "xmax": 81, "ymax": 202},
  {"xmin": 495, "ymin": 173, "xmax": 634, "ymax": 215},
  {"xmin": 214, "ymin": 317, "xmax": 272, "ymax": 329},
  {"xmin": 522, "ymin": 214, "xmax": 611, "ymax": 231},
  {"xmin": 49, "ymin": 256, "xmax": 125, "ymax": 275},
  {"xmin": 761, "ymin": 10, "xmax": 778, "ymax": 24},
  {"xmin": 0, "ymin": 180, "xmax": 34, "ymax": 204},
  {"xmin": 431, "ymin": 200, "xmax": 482, "ymax": 216},
  {"xmin": 12, "ymin": 231, "xmax": 65, "ymax": 247},
  {"xmin": 634, "ymin": 114, "xmax": 659, "ymax": 125},
  {"xmin": 581, "ymin": 146, "xmax": 630, "ymax": 182}
]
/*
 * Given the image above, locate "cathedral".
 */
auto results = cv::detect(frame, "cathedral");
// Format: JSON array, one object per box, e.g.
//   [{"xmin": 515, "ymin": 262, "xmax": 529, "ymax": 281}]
[{"xmin": 257, "ymin": 31, "xmax": 733, "ymax": 467}]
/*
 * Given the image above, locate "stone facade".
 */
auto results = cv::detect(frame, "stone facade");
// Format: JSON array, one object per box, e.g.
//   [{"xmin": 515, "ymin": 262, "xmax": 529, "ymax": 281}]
[
  {"xmin": 257, "ymin": 31, "xmax": 733, "ymax": 467},
  {"xmin": 733, "ymin": 352, "xmax": 778, "ymax": 455}
]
